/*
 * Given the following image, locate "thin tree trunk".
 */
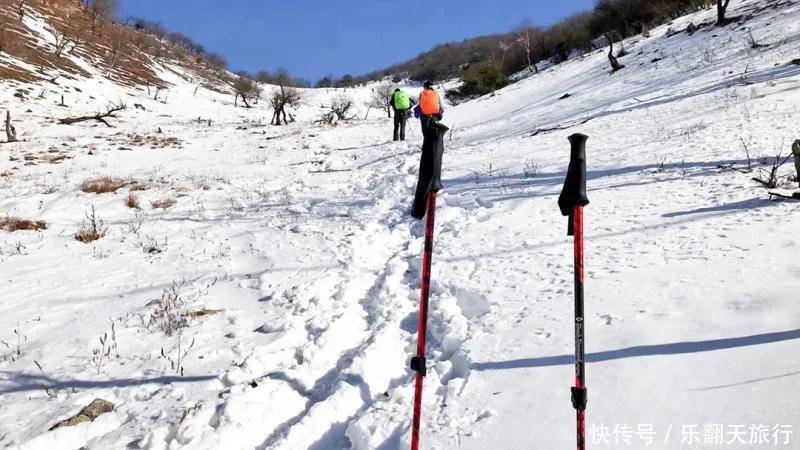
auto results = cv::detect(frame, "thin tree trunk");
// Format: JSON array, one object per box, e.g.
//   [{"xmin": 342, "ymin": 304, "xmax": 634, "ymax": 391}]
[
  {"xmin": 606, "ymin": 34, "xmax": 625, "ymax": 72},
  {"xmin": 792, "ymin": 140, "xmax": 800, "ymax": 189},
  {"xmin": 717, "ymin": 0, "xmax": 730, "ymax": 26},
  {"xmin": 5, "ymin": 111, "xmax": 17, "ymax": 142}
]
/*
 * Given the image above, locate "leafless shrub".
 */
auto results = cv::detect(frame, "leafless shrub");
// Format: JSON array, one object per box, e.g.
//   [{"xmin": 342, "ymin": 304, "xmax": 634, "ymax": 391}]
[
  {"xmin": 160, "ymin": 330, "xmax": 194, "ymax": 376},
  {"xmin": 740, "ymin": 136, "xmax": 753, "ymax": 171},
  {"xmin": 522, "ymin": 159, "xmax": 539, "ymax": 177},
  {"xmin": 151, "ymin": 198, "xmax": 176, "ymax": 209},
  {"xmin": 75, "ymin": 205, "xmax": 107, "ymax": 243},
  {"xmin": 1, "ymin": 325, "xmax": 26, "ymax": 362},
  {"xmin": 1, "ymin": 217, "xmax": 46, "ymax": 232},
  {"xmin": 318, "ymin": 93, "xmax": 357, "ymax": 125},
  {"xmin": 147, "ymin": 282, "xmax": 188, "ymax": 336},
  {"xmin": 367, "ymin": 84, "xmax": 394, "ymax": 118},
  {"xmin": 81, "ymin": 176, "xmax": 128, "ymax": 194},
  {"xmin": 50, "ymin": 25, "xmax": 73, "ymax": 57},
  {"xmin": 656, "ymin": 156, "xmax": 668, "ymax": 172},
  {"xmin": 91, "ymin": 320, "xmax": 119, "ymax": 374},
  {"xmin": 753, "ymin": 149, "xmax": 793, "ymax": 189},
  {"xmin": 34, "ymin": 360, "xmax": 56, "ymax": 398}
]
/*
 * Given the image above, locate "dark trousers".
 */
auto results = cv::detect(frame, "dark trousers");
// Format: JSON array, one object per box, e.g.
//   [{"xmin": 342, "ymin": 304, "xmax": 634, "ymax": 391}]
[{"xmin": 393, "ymin": 110, "xmax": 408, "ymax": 141}]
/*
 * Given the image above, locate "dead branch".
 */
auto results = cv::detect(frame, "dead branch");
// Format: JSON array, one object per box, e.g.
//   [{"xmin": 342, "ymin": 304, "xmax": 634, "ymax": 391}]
[
  {"xmin": 768, "ymin": 191, "xmax": 800, "ymax": 200},
  {"xmin": 58, "ymin": 103, "xmax": 126, "ymax": 127}
]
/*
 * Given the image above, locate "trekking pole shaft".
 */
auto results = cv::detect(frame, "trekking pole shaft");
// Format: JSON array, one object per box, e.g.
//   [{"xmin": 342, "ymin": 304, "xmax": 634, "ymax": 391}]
[
  {"xmin": 411, "ymin": 191, "xmax": 437, "ymax": 450},
  {"xmin": 573, "ymin": 205, "xmax": 586, "ymax": 450}
]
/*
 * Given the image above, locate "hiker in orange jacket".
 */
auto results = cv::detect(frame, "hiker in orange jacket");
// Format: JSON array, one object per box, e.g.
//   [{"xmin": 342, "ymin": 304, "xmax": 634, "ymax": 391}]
[
  {"xmin": 416, "ymin": 80, "xmax": 444, "ymax": 123},
  {"xmin": 415, "ymin": 80, "xmax": 445, "ymax": 140}
]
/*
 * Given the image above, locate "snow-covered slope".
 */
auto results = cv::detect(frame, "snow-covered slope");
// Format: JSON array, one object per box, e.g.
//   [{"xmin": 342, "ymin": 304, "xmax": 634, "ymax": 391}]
[{"xmin": 1, "ymin": 1, "xmax": 799, "ymax": 449}]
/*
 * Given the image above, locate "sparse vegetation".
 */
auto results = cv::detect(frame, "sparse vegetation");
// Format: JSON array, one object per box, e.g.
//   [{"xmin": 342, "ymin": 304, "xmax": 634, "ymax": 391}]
[
  {"xmin": 91, "ymin": 320, "xmax": 119, "ymax": 374},
  {"xmin": 317, "ymin": 93, "xmax": 357, "ymax": 125},
  {"xmin": 151, "ymin": 198, "xmax": 176, "ymax": 209},
  {"xmin": 352, "ymin": 0, "xmax": 715, "ymax": 86},
  {"xmin": 160, "ymin": 330, "xmax": 195, "ymax": 376},
  {"xmin": 753, "ymin": 150, "xmax": 793, "ymax": 189},
  {"xmin": 522, "ymin": 160, "xmax": 539, "ymax": 178},
  {"xmin": 1, "ymin": 217, "xmax": 46, "ymax": 232},
  {"xmin": 147, "ymin": 282, "xmax": 188, "ymax": 336},
  {"xmin": 80, "ymin": 176, "xmax": 128, "ymax": 194},
  {"xmin": 125, "ymin": 193, "xmax": 139, "ymax": 209},
  {"xmin": 448, "ymin": 63, "xmax": 509, "ymax": 101},
  {"xmin": 75, "ymin": 205, "xmax": 107, "ymax": 243}
]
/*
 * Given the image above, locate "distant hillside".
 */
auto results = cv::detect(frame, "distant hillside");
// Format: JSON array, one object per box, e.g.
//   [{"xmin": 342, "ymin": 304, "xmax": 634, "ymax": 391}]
[
  {"xmin": 356, "ymin": 0, "xmax": 717, "ymax": 84},
  {"xmin": 0, "ymin": 0, "xmax": 232, "ymax": 91}
]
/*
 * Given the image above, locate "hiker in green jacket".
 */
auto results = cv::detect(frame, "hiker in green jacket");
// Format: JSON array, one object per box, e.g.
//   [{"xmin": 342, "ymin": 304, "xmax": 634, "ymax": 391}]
[{"xmin": 389, "ymin": 88, "xmax": 415, "ymax": 141}]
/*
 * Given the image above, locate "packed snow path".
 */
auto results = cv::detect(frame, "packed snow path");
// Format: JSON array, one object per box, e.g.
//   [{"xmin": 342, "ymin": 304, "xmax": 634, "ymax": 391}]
[{"xmin": 2, "ymin": 0, "xmax": 800, "ymax": 448}]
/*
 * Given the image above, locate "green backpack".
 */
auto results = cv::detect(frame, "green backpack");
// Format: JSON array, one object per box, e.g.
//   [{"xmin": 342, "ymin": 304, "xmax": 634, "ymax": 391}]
[{"xmin": 394, "ymin": 90, "xmax": 411, "ymax": 110}]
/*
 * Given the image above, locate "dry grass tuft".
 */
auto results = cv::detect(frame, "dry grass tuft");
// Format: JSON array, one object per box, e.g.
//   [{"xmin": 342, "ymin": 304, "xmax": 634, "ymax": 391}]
[
  {"xmin": 187, "ymin": 309, "xmax": 223, "ymax": 319},
  {"xmin": 80, "ymin": 177, "xmax": 129, "ymax": 194},
  {"xmin": 125, "ymin": 193, "xmax": 139, "ymax": 209},
  {"xmin": 151, "ymin": 198, "xmax": 176, "ymax": 209},
  {"xmin": 1, "ymin": 217, "xmax": 47, "ymax": 232}
]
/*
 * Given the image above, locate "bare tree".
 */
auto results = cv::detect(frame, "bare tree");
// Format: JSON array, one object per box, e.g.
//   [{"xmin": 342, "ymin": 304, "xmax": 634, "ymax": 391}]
[
  {"xmin": 368, "ymin": 84, "xmax": 394, "ymax": 118},
  {"xmin": 498, "ymin": 40, "xmax": 511, "ymax": 72},
  {"xmin": 107, "ymin": 27, "xmax": 127, "ymax": 69},
  {"xmin": 255, "ymin": 71, "xmax": 272, "ymax": 85},
  {"xmin": 82, "ymin": 0, "xmax": 118, "ymax": 36},
  {"xmin": 51, "ymin": 26, "xmax": 73, "ymax": 57},
  {"xmin": 270, "ymin": 86, "xmax": 301, "ymax": 126},
  {"xmin": 233, "ymin": 75, "xmax": 256, "ymax": 108},
  {"xmin": 5, "ymin": 111, "xmax": 17, "ymax": 143},
  {"xmin": 204, "ymin": 53, "xmax": 227, "ymax": 72},
  {"xmin": 315, "ymin": 75, "xmax": 334, "ymax": 88},
  {"xmin": 0, "ymin": 17, "xmax": 8, "ymax": 54},
  {"xmin": 605, "ymin": 33, "xmax": 625, "ymax": 72},
  {"xmin": 516, "ymin": 27, "xmax": 537, "ymax": 74},
  {"xmin": 792, "ymin": 140, "xmax": 800, "ymax": 189},
  {"xmin": 716, "ymin": 0, "xmax": 732, "ymax": 26}
]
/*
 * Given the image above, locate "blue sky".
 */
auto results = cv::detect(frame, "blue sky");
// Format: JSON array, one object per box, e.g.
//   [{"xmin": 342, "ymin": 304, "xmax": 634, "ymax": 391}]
[{"xmin": 119, "ymin": 0, "xmax": 595, "ymax": 81}]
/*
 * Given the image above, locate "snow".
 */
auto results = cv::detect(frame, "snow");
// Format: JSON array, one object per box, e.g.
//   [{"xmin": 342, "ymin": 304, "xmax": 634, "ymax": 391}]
[{"xmin": 1, "ymin": 0, "xmax": 799, "ymax": 449}]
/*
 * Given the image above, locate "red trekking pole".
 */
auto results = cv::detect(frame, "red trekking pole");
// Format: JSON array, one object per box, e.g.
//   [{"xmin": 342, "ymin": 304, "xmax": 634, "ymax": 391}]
[
  {"xmin": 410, "ymin": 191, "xmax": 437, "ymax": 450},
  {"xmin": 558, "ymin": 134, "xmax": 590, "ymax": 450},
  {"xmin": 408, "ymin": 117, "xmax": 447, "ymax": 450}
]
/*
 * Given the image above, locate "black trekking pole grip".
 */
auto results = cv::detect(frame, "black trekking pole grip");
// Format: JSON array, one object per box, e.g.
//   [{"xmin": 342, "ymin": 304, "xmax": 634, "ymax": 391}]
[{"xmin": 558, "ymin": 134, "xmax": 590, "ymax": 236}]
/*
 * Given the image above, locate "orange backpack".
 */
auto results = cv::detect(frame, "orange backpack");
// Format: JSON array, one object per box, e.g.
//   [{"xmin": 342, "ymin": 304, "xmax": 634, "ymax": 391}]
[{"xmin": 419, "ymin": 89, "xmax": 440, "ymax": 116}]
